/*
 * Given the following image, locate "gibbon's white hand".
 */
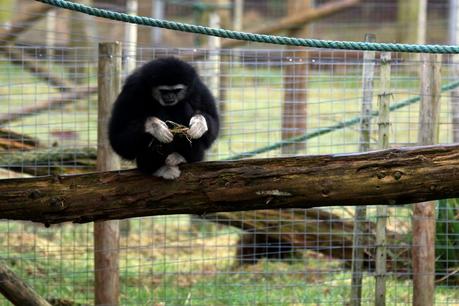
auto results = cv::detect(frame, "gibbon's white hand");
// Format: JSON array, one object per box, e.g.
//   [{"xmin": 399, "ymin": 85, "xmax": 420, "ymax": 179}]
[
  {"xmin": 145, "ymin": 117, "xmax": 173, "ymax": 143},
  {"xmin": 187, "ymin": 114, "xmax": 208, "ymax": 139}
]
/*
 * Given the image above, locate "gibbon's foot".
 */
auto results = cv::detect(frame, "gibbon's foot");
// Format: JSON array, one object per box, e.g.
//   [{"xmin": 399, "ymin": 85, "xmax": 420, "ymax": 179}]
[
  {"xmin": 154, "ymin": 165, "xmax": 181, "ymax": 180},
  {"xmin": 165, "ymin": 152, "xmax": 187, "ymax": 166},
  {"xmin": 145, "ymin": 117, "xmax": 173, "ymax": 143},
  {"xmin": 187, "ymin": 115, "xmax": 208, "ymax": 139}
]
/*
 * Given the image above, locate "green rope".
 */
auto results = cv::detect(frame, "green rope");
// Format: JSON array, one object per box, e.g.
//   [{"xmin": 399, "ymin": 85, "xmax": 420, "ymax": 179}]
[
  {"xmin": 225, "ymin": 80, "xmax": 459, "ymax": 160},
  {"xmin": 36, "ymin": 0, "xmax": 459, "ymax": 54}
]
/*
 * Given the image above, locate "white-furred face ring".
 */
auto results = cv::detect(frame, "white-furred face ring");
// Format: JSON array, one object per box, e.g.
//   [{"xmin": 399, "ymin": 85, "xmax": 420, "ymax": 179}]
[{"xmin": 152, "ymin": 84, "xmax": 187, "ymax": 106}]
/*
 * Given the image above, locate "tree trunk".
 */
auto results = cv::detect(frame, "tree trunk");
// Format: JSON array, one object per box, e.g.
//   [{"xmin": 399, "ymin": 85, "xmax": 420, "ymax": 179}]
[{"xmin": 1, "ymin": 144, "xmax": 459, "ymax": 224}]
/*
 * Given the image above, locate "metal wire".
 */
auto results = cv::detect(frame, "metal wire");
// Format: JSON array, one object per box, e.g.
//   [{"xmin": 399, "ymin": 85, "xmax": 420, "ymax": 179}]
[
  {"xmin": 0, "ymin": 1, "xmax": 458, "ymax": 305},
  {"xmin": 0, "ymin": 46, "xmax": 458, "ymax": 305}
]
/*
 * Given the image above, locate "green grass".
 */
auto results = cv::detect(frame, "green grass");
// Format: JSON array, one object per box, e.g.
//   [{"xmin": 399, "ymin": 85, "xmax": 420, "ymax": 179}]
[{"xmin": 1, "ymin": 219, "xmax": 457, "ymax": 305}]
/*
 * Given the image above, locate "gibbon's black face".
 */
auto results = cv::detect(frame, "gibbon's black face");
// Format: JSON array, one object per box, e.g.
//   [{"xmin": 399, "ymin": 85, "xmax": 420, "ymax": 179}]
[
  {"xmin": 152, "ymin": 84, "xmax": 187, "ymax": 106},
  {"xmin": 144, "ymin": 57, "xmax": 198, "ymax": 107}
]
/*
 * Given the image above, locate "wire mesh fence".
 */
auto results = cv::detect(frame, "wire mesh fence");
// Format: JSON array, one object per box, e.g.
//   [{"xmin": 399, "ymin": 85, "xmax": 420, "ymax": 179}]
[{"xmin": 0, "ymin": 45, "xmax": 458, "ymax": 305}]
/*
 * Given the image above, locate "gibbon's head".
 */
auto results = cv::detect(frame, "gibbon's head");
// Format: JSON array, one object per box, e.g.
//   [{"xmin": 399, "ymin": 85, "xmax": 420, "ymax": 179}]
[{"xmin": 142, "ymin": 57, "xmax": 198, "ymax": 107}]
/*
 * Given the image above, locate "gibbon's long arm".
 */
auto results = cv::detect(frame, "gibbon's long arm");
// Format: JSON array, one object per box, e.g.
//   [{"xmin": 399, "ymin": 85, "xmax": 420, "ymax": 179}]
[
  {"xmin": 108, "ymin": 74, "xmax": 151, "ymax": 160},
  {"xmin": 189, "ymin": 85, "xmax": 220, "ymax": 148}
]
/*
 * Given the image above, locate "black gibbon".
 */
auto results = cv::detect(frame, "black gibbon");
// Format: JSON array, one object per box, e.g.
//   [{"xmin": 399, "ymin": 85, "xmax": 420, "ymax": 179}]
[{"xmin": 108, "ymin": 57, "xmax": 219, "ymax": 179}]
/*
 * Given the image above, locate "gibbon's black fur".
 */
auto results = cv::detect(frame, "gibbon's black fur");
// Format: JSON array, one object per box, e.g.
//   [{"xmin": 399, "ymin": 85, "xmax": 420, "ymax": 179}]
[{"xmin": 108, "ymin": 57, "xmax": 219, "ymax": 177}]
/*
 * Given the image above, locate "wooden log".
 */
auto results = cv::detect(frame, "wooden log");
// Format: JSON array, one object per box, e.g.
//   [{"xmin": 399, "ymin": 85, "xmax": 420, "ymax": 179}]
[
  {"xmin": 0, "ymin": 86, "xmax": 97, "ymax": 126},
  {"xmin": 0, "ymin": 147, "xmax": 96, "ymax": 176},
  {"xmin": 208, "ymin": 209, "xmax": 408, "ymax": 267},
  {"xmin": 0, "ymin": 2, "xmax": 52, "ymax": 44},
  {"xmin": 0, "ymin": 128, "xmax": 40, "ymax": 151},
  {"xmin": 1, "ymin": 144, "xmax": 459, "ymax": 224},
  {"xmin": 0, "ymin": 263, "xmax": 51, "ymax": 306},
  {"xmin": 1, "ymin": 47, "xmax": 76, "ymax": 92},
  {"xmin": 0, "ymin": 138, "xmax": 35, "ymax": 151}
]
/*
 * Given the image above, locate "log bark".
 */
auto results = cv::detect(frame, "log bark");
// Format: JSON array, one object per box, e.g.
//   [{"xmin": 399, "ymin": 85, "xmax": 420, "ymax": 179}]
[
  {"xmin": 0, "ymin": 263, "xmax": 51, "ymax": 306},
  {"xmin": 1, "ymin": 144, "xmax": 459, "ymax": 224}
]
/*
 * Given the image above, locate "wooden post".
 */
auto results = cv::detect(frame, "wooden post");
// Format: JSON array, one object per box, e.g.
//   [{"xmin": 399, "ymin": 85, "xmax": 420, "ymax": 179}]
[
  {"xmin": 208, "ymin": 12, "xmax": 221, "ymax": 102},
  {"xmin": 95, "ymin": 42, "xmax": 122, "ymax": 306},
  {"xmin": 397, "ymin": 0, "xmax": 426, "ymax": 44},
  {"xmin": 449, "ymin": 0, "xmax": 458, "ymax": 45},
  {"xmin": 0, "ymin": 0, "xmax": 14, "ymax": 30},
  {"xmin": 68, "ymin": 0, "xmax": 92, "ymax": 84},
  {"xmin": 450, "ymin": 0, "xmax": 459, "ymax": 142},
  {"xmin": 233, "ymin": 0, "xmax": 243, "ymax": 32},
  {"xmin": 124, "ymin": 0, "xmax": 138, "ymax": 74},
  {"xmin": 417, "ymin": 0, "xmax": 427, "ymax": 44},
  {"xmin": 350, "ymin": 33, "xmax": 376, "ymax": 306},
  {"xmin": 151, "ymin": 0, "xmax": 164, "ymax": 46},
  {"xmin": 358, "ymin": 34, "xmax": 376, "ymax": 152},
  {"xmin": 281, "ymin": 0, "xmax": 311, "ymax": 155},
  {"xmin": 216, "ymin": 0, "xmax": 230, "ymax": 127},
  {"xmin": 413, "ymin": 53, "xmax": 441, "ymax": 306},
  {"xmin": 45, "ymin": 10, "xmax": 56, "ymax": 57},
  {"xmin": 136, "ymin": 0, "xmax": 151, "ymax": 47},
  {"xmin": 375, "ymin": 52, "xmax": 391, "ymax": 306}
]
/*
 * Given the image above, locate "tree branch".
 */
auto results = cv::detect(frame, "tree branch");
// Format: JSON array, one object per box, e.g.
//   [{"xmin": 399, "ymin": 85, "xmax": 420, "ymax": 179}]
[
  {"xmin": 0, "ymin": 86, "xmax": 97, "ymax": 126},
  {"xmin": 0, "ymin": 263, "xmax": 51, "ymax": 306},
  {"xmin": 0, "ymin": 144, "xmax": 458, "ymax": 225},
  {"xmin": 217, "ymin": 0, "xmax": 361, "ymax": 49},
  {"xmin": 0, "ymin": 2, "xmax": 52, "ymax": 44}
]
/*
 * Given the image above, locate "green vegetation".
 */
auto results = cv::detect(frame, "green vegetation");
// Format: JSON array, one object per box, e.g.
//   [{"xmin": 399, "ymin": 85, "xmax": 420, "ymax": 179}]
[
  {"xmin": 0, "ymin": 58, "xmax": 458, "ymax": 305},
  {"xmin": 0, "ymin": 216, "xmax": 458, "ymax": 305}
]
